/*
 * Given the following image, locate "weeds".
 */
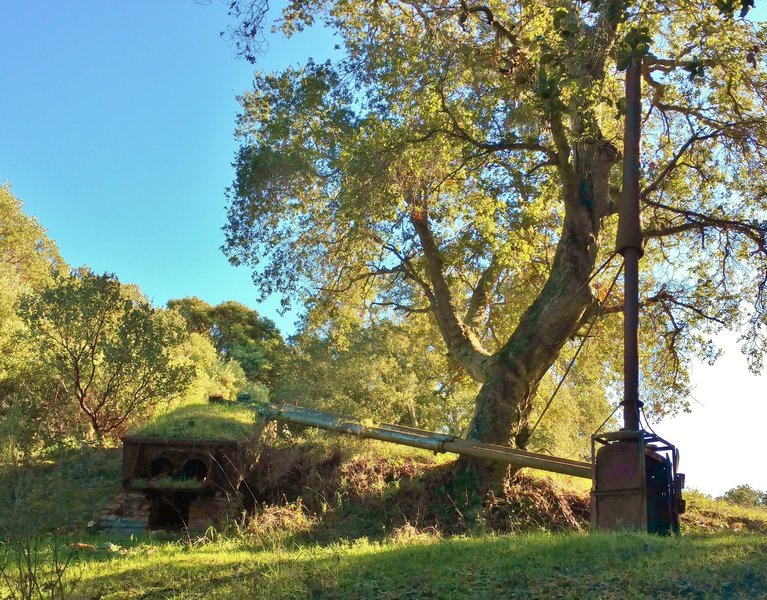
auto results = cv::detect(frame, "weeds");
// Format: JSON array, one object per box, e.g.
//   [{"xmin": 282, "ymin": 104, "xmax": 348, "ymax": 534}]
[
  {"xmin": 238, "ymin": 500, "xmax": 318, "ymax": 548},
  {"xmin": 0, "ymin": 535, "xmax": 81, "ymax": 600}
]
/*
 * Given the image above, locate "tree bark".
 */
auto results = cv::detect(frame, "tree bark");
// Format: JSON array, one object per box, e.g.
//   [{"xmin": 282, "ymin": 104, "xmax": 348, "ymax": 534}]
[{"xmin": 453, "ymin": 139, "xmax": 618, "ymax": 499}]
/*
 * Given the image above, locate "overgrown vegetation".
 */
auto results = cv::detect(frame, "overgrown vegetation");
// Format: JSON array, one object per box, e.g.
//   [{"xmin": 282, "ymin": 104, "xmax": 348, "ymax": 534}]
[
  {"xmin": 3, "ymin": 0, "xmax": 767, "ymax": 593},
  {"xmin": 63, "ymin": 532, "xmax": 767, "ymax": 599},
  {"xmin": 0, "ymin": 447, "xmax": 122, "ymax": 535},
  {"xmin": 0, "ymin": 422, "xmax": 766, "ymax": 599},
  {"xmin": 2, "ymin": 438, "xmax": 767, "ymax": 598},
  {"xmin": 130, "ymin": 402, "xmax": 257, "ymax": 441},
  {"xmin": 223, "ymin": 0, "xmax": 767, "ymax": 498}
]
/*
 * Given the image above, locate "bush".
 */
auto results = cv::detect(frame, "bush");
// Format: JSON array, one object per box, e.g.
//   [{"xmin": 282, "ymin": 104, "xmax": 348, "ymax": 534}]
[{"xmin": 720, "ymin": 484, "xmax": 767, "ymax": 507}]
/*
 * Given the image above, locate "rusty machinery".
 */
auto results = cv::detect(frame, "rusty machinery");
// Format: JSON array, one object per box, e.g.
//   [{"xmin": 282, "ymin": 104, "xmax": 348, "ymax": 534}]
[{"xmin": 590, "ymin": 57, "xmax": 685, "ymax": 534}]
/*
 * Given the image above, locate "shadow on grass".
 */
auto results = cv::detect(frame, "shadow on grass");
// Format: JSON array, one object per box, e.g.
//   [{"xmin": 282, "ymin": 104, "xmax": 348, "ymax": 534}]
[
  {"xmin": 71, "ymin": 532, "xmax": 767, "ymax": 599},
  {"xmin": 0, "ymin": 446, "xmax": 122, "ymax": 535}
]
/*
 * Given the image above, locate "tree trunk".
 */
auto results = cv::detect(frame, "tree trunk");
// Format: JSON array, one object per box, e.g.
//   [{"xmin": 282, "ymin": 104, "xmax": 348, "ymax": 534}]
[{"xmin": 453, "ymin": 138, "xmax": 617, "ymax": 499}]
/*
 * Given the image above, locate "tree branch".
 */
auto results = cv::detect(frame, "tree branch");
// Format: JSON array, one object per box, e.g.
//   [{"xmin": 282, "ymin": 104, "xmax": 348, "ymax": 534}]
[
  {"xmin": 436, "ymin": 75, "xmax": 556, "ymax": 158},
  {"xmin": 409, "ymin": 192, "xmax": 492, "ymax": 381},
  {"xmin": 464, "ymin": 257, "xmax": 502, "ymax": 329},
  {"xmin": 643, "ymin": 199, "xmax": 767, "ymax": 253},
  {"xmin": 640, "ymin": 129, "xmax": 722, "ymax": 201},
  {"xmin": 371, "ymin": 301, "xmax": 431, "ymax": 314}
]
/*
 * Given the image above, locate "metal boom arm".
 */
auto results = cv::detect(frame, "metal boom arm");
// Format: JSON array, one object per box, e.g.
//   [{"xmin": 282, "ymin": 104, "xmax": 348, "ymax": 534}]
[{"xmin": 254, "ymin": 401, "xmax": 593, "ymax": 479}]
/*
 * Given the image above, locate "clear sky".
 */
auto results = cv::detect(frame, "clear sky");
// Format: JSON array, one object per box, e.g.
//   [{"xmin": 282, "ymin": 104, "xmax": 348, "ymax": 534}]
[
  {"xmin": 1, "ymin": 0, "xmax": 336, "ymax": 334},
  {"xmin": 2, "ymin": 1, "xmax": 765, "ymax": 497}
]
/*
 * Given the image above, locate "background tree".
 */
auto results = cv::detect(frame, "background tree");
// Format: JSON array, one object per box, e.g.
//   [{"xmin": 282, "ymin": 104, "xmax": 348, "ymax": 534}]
[
  {"xmin": 167, "ymin": 296, "xmax": 214, "ymax": 335},
  {"xmin": 0, "ymin": 184, "xmax": 64, "ymax": 383},
  {"xmin": 720, "ymin": 484, "xmax": 767, "ymax": 507},
  {"xmin": 274, "ymin": 318, "xmax": 479, "ymax": 431},
  {"xmin": 171, "ymin": 331, "xmax": 251, "ymax": 404},
  {"xmin": 20, "ymin": 270, "xmax": 194, "ymax": 443},
  {"xmin": 169, "ymin": 297, "xmax": 287, "ymax": 387},
  {"xmin": 223, "ymin": 0, "xmax": 767, "ymax": 493},
  {"xmin": 0, "ymin": 184, "xmax": 66, "ymax": 460}
]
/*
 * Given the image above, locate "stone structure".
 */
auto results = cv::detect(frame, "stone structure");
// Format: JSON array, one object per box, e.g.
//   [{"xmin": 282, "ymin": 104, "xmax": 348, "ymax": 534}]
[{"xmin": 101, "ymin": 436, "xmax": 249, "ymax": 533}]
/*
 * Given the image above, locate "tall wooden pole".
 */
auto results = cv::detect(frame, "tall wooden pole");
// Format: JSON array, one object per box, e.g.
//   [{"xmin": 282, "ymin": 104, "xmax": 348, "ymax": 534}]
[{"xmin": 617, "ymin": 58, "xmax": 643, "ymax": 432}]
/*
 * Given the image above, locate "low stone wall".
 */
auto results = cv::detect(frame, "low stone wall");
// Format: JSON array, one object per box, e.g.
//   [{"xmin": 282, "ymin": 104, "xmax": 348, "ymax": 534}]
[
  {"xmin": 100, "ymin": 490, "xmax": 152, "ymax": 535},
  {"xmin": 100, "ymin": 488, "xmax": 244, "ymax": 534}
]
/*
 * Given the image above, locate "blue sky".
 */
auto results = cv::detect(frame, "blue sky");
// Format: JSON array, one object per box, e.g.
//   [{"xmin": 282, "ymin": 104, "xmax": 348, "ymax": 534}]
[
  {"xmin": 3, "ymin": 1, "xmax": 767, "ymax": 496},
  {"xmin": 1, "ymin": 0, "xmax": 335, "ymax": 334}
]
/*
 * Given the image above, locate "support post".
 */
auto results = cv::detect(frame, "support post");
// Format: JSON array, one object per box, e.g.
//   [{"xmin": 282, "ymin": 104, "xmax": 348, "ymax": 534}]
[
  {"xmin": 616, "ymin": 58, "xmax": 643, "ymax": 432},
  {"xmin": 592, "ymin": 57, "xmax": 685, "ymax": 533}
]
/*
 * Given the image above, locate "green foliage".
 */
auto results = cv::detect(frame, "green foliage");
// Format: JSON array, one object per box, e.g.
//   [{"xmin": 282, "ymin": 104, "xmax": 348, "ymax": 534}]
[
  {"xmin": 720, "ymin": 484, "xmax": 767, "ymax": 507},
  {"xmin": 0, "ymin": 184, "xmax": 66, "ymax": 458},
  {"xmin": 171, "ymin": 332, "xmax": 248, "ymax": 405},
  {"xmin": 166, "ymin": 296, "xmax": 213, "ymax": 335},
  {"xmin": 18, "ymin": 270, "xmax": 194, "ymax": 443},
  {"xmin": 7, "ymin": 530, "xmax": 766, "ymax": 598},
  {"xmin": 273, "ymin": 320, "xmax": 477, "ymax": 433},
  {"xmin": 0, "ymin": 184, "xmax": 63, "ymax": 382},
  {"xmin": 714, "ymin": 0, "xmax": 756, "ymax": 18},
  {"xmin": 0, "ymin": 535, "xmax": 80, "ymax": 600},
  {"xmin": 682, "ymin": 488, "xmax": 767, "ymax": 533},
  {"xmin": 615, "ymin": 27, "xmax": 653, "ymax": 71},
  {"xmin": 169, "ymin": 297, "xmax": 287, "ymax": 387},
  {"xmin": 223, "ymin": 0, "xmax": 767, "ymax": 461},
  {"xmin": 2, "ymin": 439, "xmax": 767, "ymax": 598},
  {"xmin": 130, "ymin": 402, "xmax": 256, "ymax": 441},
  {"xmin": 0, "ymin": 447, "xmax": 122, "ymax": 535}
]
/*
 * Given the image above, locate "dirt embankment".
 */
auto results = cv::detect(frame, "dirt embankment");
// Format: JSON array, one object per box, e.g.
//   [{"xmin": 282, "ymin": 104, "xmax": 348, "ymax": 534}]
[
  {"xmin": 241, "ymin": 441, "xmax": 767, "ymax": 539},
  {"xmin": 241, "ymin": 443, "xmax": 589, "ymax": 538}
]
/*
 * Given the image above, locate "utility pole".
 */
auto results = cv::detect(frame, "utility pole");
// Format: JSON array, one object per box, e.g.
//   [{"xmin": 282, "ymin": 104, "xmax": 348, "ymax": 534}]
[
  {"xmin": 592, "ymin": 55, "xmax": 685, "ymax": 534},
  {"xmin": 616, "ymin": 58, "xmax": 643, "ymax": 432}
]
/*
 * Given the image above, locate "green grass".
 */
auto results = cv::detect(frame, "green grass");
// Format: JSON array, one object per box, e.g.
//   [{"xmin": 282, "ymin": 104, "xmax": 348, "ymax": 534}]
[
  {"xmin": 3, "ymin": 438, "xmax": 767, "ymax": 598},
  {"xmin": 7, "ymin": 531, "xmax": 764, "ymax": 599},
  {"xmin": 0, "ymin": 446, "xmax": 122, "ymax": 535},
  {"xmin": 129, "ymin": 402, "xmax": 257, "ymax": 441}
]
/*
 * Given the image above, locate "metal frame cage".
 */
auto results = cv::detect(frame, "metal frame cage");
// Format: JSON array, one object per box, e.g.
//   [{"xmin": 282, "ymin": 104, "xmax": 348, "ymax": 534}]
[{"xmin": 591, "ymin": 429, "xmax": 685, "ymax": 534}]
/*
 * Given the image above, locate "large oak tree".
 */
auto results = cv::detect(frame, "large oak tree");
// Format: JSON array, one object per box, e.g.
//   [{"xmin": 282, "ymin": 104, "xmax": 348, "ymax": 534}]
[{"xmin": 222, "ymin": 0, "xmax": 767, "ymax": 491}]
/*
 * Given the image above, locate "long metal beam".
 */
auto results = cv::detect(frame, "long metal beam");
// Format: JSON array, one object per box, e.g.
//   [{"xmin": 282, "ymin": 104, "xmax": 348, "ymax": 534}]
[
  {"xmin": 254, "ymin": 402, "xmax": 593, "ymax": 479},
  {"xmin": 616, "ymin": 58, "xmax": 644, "ymax": 432}
]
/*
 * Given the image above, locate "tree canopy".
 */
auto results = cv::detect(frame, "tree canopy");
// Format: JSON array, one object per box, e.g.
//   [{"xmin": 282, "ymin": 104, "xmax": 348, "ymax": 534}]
[
  {"xmin": 20, "ymin": 270, "xmax": 194, "ymax": 442},
  {"xmin": 168, "ymin": 297, "xmax": 287, "ymax": 386},
  {"xmin": 0, "ymin": 185, "xmax": 64, "ymax": 381},
  {"xmin": 223, "ymin": 0, "xmax": 767, "ymax": 488}
]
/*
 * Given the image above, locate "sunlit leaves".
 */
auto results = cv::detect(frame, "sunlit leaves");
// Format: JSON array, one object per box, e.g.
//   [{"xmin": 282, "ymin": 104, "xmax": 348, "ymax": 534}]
[
  {"xmin": 224, "ymin": 0, "xmax": 767, "ymax": 437},
  {"xmin": 19, "ymin": 271, "xmax": 194, "ymax": 442}
]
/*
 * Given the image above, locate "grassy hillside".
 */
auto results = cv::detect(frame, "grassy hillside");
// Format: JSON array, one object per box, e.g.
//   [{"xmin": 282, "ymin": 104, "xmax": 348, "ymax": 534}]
[
  {"xmin": 0, "ymin": 446, "xmax": 122, "ymax": 536},
  {"xmin": 130, "ymin": 401, "xmax": 257, "ymax": 441},
  {"xmin": 4, "ymin": 529, "xmax": 767, "ymax": 599},
  {"xmin": 2, "ymin": 433, "xmax": 767, "ymax": 599}
]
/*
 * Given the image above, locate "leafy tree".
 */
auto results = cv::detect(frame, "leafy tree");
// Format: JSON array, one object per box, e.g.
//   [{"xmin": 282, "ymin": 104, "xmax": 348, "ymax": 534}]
[
  {"xmin": 20, "ymin": 270, "xmax": 194, "ymax": 443},
  {"xmin": 171, "ymin": 331, "xmax": 248, "ymax": 404},
  {"xmin": 274, "ymin": 320, "xmax": 479, "ymax": 432},
  {"xmin": 223, "ymin": 0, "xmax": 767, "ymax": 492},
  {"xmin": 0, "ymin": 184, "xmax": 64, "ymax": 380},
  {"xmin": 167, "ymin": 296, "xmax": 215, "ymax": 335},
  {"xmin": 720, "ymin": 484, "xmax": 766, "ymax": 507},
  {"xmin": 0, "ymin": 184, "xmax": 65, "ymax": 459},
  {"xmin": 169, "ymin": 297, "xmax": 287, "ymax": 387}
]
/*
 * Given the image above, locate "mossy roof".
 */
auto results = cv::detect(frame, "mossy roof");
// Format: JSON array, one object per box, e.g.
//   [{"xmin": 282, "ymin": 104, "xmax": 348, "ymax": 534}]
[{"xmin": 130, "ymin": 402, "xmax": 256, "ymax": 441}]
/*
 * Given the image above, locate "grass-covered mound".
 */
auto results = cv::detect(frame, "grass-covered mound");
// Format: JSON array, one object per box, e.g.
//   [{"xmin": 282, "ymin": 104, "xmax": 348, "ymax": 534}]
[
  {"xmin": 129, "ymin": 401, "xmax": 257, "ymax": 441},
  {"xmin": 4, "ymin": 428, "xmax": 767, "ymax": 541},
  {"xmin": 0, "ymin": 446, "xmax": 122, "ymax": 535},
  {"xmin": 241, "ymin": 432, "xmax": 592, "ymax": 541},
  {"xmin": 245, "ymin": 432, "xmax": 767, "ymax": 540}
]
